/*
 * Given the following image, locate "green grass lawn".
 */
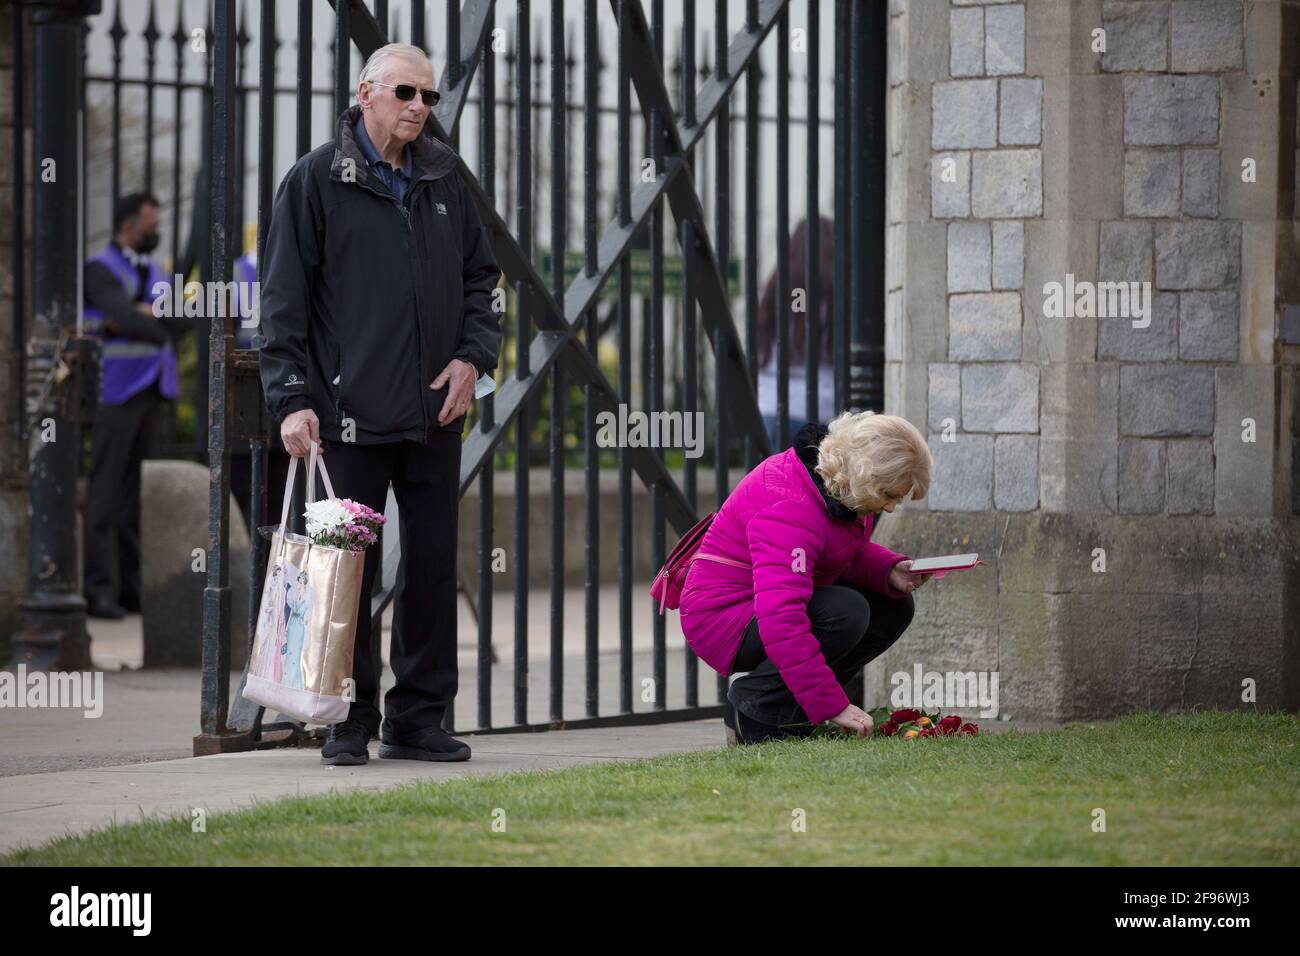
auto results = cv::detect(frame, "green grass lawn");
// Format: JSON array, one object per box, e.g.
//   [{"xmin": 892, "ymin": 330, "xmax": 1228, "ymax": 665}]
[{"xmin": 6, "ymin": 711, "xmax": 1297, "ymax": 866}]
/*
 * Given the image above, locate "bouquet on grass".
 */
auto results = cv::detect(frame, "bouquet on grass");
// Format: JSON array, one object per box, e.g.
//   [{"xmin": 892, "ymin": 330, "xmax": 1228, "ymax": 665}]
[
  {"xmin": 869, "ymin": 707, "xmax": 979, "ymax": 738},
  {"xmin": 779, "ymin": 707, "xmax": 979, "ymax": 738}
]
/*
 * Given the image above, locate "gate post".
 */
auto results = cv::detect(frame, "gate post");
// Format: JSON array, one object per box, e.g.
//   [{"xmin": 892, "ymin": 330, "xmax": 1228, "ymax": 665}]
[
  {"xmin": 194, "ymin": 0, "xmax": 241, "ymax": 754},
  {"xmin": 847, "ymin": 0, "xmax": 886, "ymax": 413},
  {"xmin": 11, "ymin": 0, "xmax": 101, "ymax": 672}
]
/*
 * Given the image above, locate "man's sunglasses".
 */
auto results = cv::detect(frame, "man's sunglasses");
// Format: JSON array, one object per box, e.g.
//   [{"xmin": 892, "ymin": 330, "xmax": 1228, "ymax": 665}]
[{"xmin": 370, "ymin": 81, "xmax": 440, "ymax": 106}]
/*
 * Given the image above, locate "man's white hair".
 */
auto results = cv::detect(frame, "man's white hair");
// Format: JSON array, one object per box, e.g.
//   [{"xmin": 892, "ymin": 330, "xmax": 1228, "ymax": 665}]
[{"xmin": 358, "ymin": 42, "xmax": 433, "ymax": 89}]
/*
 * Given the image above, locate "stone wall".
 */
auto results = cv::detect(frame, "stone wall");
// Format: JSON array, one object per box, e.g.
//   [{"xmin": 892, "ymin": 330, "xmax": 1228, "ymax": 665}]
[{"xmin": 877, "ymin": 0, "xmax": 1299, "ymax": 719}]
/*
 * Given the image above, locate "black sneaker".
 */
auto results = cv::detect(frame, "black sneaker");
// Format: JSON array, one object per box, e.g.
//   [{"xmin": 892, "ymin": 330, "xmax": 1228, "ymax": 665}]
[
  {"xmin": 321, "ymin": 719, "xmax": 371, "ymax": 766},
  {"xmin": 378, "ymin": 727, "xmax": 471, "ymax": 762}
]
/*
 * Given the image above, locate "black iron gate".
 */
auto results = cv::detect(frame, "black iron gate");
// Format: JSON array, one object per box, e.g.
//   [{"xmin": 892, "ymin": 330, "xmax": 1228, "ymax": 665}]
[{"xmin": 35, "ymin": 0, "xmax": 886, "ymax": 751}]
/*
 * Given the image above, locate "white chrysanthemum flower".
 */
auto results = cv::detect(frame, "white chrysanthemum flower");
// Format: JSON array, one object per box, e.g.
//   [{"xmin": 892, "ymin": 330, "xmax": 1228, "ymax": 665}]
[{"xmin": 304, "ymin": 499, "xmax": 350, "ymax": 537}]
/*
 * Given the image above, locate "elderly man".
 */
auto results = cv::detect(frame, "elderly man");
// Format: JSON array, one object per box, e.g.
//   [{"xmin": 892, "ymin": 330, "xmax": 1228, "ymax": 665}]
[{"xmin": 259, "ymin": 43, "xmax": 502, "ymax": 766}]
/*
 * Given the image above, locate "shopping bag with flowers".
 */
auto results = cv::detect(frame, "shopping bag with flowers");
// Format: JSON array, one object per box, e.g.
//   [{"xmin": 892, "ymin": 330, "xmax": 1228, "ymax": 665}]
[{"xmin": 241, "ymin": 441, "xmax": 385, "ymax": 725}]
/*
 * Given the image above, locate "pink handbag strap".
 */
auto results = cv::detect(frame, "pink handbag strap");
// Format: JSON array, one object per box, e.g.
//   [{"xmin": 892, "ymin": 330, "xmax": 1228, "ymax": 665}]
[{"xmin": 689, "ymin": 552, "xmax": 750, "ymax": 570}]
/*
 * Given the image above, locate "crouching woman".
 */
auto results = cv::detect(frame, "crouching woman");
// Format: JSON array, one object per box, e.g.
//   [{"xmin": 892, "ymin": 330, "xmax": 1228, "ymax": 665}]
[{"xmin": 679, "ymin": 412, "xmax": 934, "ymax": 745}]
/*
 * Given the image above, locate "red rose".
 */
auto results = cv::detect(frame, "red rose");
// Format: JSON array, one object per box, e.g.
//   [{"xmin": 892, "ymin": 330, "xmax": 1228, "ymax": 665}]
[
  {"xmin": 878, "ymin": 721, "xmax": 899, "ymax": 737},
  {"xmin": 937, "ymin": 715, "xmax": 962, "ymax": 735},
  {"xmin": 890, "ymin": 709, "xmax": 921, "ymax": 724},
  {"xmin": 958, "ymin": 722, "xmax": 979, "ymax": 736},
  {"xmin": 919, "ymin": 727, "xmax": 939, "ymax": 737}
]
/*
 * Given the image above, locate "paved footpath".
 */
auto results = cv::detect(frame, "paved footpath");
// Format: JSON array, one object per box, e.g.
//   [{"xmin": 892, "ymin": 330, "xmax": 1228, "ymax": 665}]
[{"xmin": 0, "ymin": 720, "xmax": 725, "ymax": 855}]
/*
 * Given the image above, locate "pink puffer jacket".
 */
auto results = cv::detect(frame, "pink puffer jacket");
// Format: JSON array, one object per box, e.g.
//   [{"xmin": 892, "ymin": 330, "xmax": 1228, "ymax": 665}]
[{"xmin": 678, "ymin": 437, "xmax": 911, "ymax": 725}]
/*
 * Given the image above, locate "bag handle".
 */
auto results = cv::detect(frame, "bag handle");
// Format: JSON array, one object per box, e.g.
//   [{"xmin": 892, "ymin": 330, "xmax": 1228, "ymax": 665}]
[{"xmin": 276, "ymin": 440, "xmax": 337, "ymax": 560}]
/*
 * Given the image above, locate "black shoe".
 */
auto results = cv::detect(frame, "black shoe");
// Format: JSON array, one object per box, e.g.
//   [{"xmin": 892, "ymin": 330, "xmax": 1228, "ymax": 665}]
[
  {"xmin": 732, "ymin": 705, "xmax": 793, "ymax": 745},
  {"xmin": 379, "ymin": 727, "xmax": 471, "ymax": 762},
  {"xmin": 321, "ymin": 719, "xmax": 371, "ymax": 765},
  {"xmin": 86, "ymin": 594, "xmax": 126, "ymax": 619}
]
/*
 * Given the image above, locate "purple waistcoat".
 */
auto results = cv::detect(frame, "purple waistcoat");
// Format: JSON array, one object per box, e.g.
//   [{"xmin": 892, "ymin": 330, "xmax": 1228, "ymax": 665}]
[{"xmin": 83, "ymin": 243, "xmax": 179, "ymax": 405}]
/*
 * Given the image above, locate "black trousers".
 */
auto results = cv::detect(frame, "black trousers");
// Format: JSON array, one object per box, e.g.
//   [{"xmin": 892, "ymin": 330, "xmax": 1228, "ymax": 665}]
[
  {"xmin": 314, "ymin": 434, "xmax": 461, "ymax": 739},
  {"xmin": 728, "ymin": 579, "xmax": 915, "ymax": 727},
  {"xmin": 84, "ymin": 381, "xmax": 162, "ymax": 604}
]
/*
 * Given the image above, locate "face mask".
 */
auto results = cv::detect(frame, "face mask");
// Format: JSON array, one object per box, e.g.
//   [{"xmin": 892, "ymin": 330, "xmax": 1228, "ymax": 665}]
[{"xmin": 136, "ymin": 231, "xmax": 160, "ymax": 254}]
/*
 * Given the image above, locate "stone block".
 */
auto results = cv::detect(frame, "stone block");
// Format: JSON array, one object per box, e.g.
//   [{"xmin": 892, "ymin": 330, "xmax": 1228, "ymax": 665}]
[
  {"xmin": 926, "ymin": 433, "xmax": 994, "ymax": 511},
  {"xmin": 1119, "ymin": 365, "xmax": 1215, "ymax": 437},
  {"xmin": 932, "ymin": 79, "xmax": 998, "ymax": 149},
  {"xmin": 950, "ymin": 6, "xmax": 984, "ymax": 77},
  {"xmin": 1179, "ymin": 290, "xmax": 1239, "ymax": 361},
  {"xmin": 984, "ymin": 3, "xmax": 1026, "ymax": 75},
  {"xmin": 1040, "ymin": 362, "xmax": 1119, "ymax": 441},
  {"xmin": 1181, "ymin": 148, "xmax": 1220, "ymax": 218},
  {"xmin": 1214, "ymin": 366, "xmax": 1276, "ymax": 515},
  {"xmin": 932, "ymin": 151, "xmax": 972, "ymax": 218},
  {"xmin": 962, "ymin": 363, "xmax": 1040, "ymax": 433},
  {"xmin": 1166, "ymin": 438, "xmax": 1215, "ymax": 515},
  {"xmin": 1101, "ymin": 1, "xmax": 1169, "ymax": 72},
  {"xmin": 1098, "ymin": 289, "xmax": 1176, "ymax": 361},
  {"xmin": 994, "ymin": 434, "xmax": 1039, "ymax": 511},
  {"xmin": 999, "ymin": 78, "xmax": 1042, "ymax": 145},
  {"xmin": 947, "ymin": 221, "xmax": 992, "ymax": 292},
  {"xmin": 991, "ymin": 220, "xmax": 1024, "ymax": 290},
  {"xmin": 1123, "ymin": 149, "xmax": 1181, "ymax": 218},
  {"xmin": 1098, "ymin": 220, "xmax": 1154, "ymax": 283},
  {"xmin": 1123, "ymin": 75, "xmax": 1220, "ymax": 146},
  {"xmin": 1155, "ymin": 221, "xmax": 1241, "ymax": 290},
  {"xmin": 971, "ymin": 148, "xmax": 1042, "ymax": 218},
  {"xmin": 1170, "ymin": 0, "xmax": 1244, "ymax": 72},
  {"xmin": 928, "ymin": 362, "xmax": 961, "ymax": 431},
  {"xmin": 949, "ymin": 292, "xmax": 1023, "ymax": 360},
  {"xmin": 1039, "ymin": 438, "xmax": 1118, "ymax": 513},
  {"xmin": 1118, "ymin": 437, "xmax": 1166, "ymax": 514}
]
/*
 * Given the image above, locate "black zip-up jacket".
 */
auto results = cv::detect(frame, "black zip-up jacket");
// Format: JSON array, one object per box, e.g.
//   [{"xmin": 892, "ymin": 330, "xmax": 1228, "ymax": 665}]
[{"xmin": 259, "ymin": 104, "xmax": 502, "ymax": 443}]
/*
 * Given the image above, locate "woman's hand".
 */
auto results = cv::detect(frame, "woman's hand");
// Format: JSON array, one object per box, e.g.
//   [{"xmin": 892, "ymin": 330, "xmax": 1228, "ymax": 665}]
[
  {"xmin": 831, "ymin": 704, "xmax": 874, "ymax": 738},
  {"xmin": 888, "ymin": 559, "xmax": 932, "ymax": 595}
]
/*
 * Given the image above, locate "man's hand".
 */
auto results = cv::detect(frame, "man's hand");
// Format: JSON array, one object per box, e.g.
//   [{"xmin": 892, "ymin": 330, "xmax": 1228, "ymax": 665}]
[
  {"xmin": 830, "ymin": 704, "xmax": 874, "ymax": 738},
  {"xmin": 888, "ymin": 558, "xmax": 932, "ymax": 595},
  {"xmin": 431, "ymin": 358, "xmax": 476, "ymax": 425},
  {"xmin": 281, "ymin": 407, "xmax": 320, "ymax": 458}
]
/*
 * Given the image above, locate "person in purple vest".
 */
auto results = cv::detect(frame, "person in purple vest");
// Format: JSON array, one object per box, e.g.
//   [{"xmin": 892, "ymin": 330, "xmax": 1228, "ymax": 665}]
[{"xmin": 82, "ymin": 192, "xmax": 188, "ymax": 619}]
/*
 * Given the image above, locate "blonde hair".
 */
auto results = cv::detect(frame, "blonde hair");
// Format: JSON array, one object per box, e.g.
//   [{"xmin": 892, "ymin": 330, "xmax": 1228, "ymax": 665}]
[{"xmin": 815, "ymin": 411, "xmax": 932, "ymax": 513}]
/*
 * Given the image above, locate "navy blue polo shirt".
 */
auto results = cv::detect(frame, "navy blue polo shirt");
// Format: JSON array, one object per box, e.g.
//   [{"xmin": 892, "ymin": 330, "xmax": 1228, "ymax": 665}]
[{"xmin": 354, "ymin": 114, "xmax": 413, "ymax": 206}]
